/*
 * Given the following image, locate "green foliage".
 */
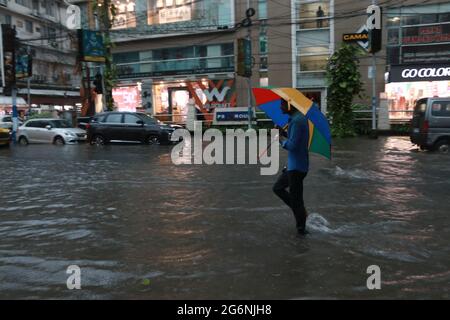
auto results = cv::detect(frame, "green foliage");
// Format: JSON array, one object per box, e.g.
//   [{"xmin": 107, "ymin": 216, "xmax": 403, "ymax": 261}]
[
  {"xmin": 326, "ymin": 44, "xmax": 364, "ymax": 137},
  {"xmin": 26, "ymin": 112, "xmax": 54, "ymax": 120}
]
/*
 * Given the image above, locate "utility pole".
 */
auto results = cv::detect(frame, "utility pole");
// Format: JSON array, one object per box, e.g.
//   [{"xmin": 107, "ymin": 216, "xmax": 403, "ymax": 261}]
[
  {"xmin": 367, "ymin": 1, "xmax": 382, "ymax": 138},
  {"xmin": 27, "ymin": 45, "xmax": 31, "ymax": 114},
  {"xmin": 247, "ymin": 26, "xmax": 253, "ymax": 130},
  {"xmin": 245, "ymin": 5, "xmax": 255, "ymax": 129},
  {"xmin": 94, "ymin": 11, "xmax": 107, "ymax": 113}
]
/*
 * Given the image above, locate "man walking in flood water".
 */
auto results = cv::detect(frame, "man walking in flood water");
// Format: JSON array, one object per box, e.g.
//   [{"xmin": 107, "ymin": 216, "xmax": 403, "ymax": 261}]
[{"xmin": 273, "ymin": 99, "xmax": 310, "ymax": 236}]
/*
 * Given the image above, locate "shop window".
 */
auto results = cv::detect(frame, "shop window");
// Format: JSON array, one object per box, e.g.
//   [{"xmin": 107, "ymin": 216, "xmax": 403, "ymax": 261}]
[
  {"xmin": 112, "ymin": 0, "xmax": 137, "ymax": 29},
  {"xmin": 387, "ymin": 16, "xmax": 400, "ymax": 27},
  {"xmin": 402, "ymin": 15, "xmax": 420, "ymax": 26},
  {"xmin": 297, "ymin": 1, "xmax": 329, "ymax": 29},
  {"xmin": 386, "ymin": 46, "xmax": 400, "ymax": 65},
  {"xmin": 439, "ymin": 13, "xmax": 450, "ymax": 23},
  {"xmin": 420, "ymin": 14, "xmax": 438, "ymax": 24},
  {"xmin": 114, "ymin": 52, "xmax": 139, "ymax": 64},
  {"xmin": 298, "ymin": 55, "xmax": 328, "ymax": 72},
  {"xmin": 147, "ymin": 0, "xmax": 232, "ymax": 27},
  {"xmin": 387, "ymin": 28, "xmax": 399, "ymax": 45}
]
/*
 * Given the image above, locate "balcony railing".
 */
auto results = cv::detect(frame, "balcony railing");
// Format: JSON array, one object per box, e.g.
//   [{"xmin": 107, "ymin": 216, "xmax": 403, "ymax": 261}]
[{"xmin": 116, "ymin": 55, "xmax": 235, "ymax": 78}]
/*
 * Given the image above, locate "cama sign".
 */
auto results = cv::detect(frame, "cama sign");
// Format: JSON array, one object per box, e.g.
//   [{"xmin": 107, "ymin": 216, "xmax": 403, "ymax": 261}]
[{"xmin": 389, "ymin": 64, "xmax": 450, "ymax": 82}]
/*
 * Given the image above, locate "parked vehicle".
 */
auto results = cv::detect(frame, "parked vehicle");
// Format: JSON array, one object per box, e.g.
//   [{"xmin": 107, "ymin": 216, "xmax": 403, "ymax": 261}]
[
  {"xmin": 410, "ymin": 97, "xmax": 450, "ymax": 153},
  {"xmin": 0, "ymin": 115, "xmax": 24, "ymax": 130},
  {"xmin": 18, "ymin": 119, "xmax": 87, "ymax": 145},
  {"xmin": 0, "ymin": 127, "xmax": 10, "ymax": 147},
  {"xmin": 86, "ymin": 112, "xmax": 181, "ymax": 145},
  {"xmin": 77, "ymin": 116, "xmax": 93, "ymax": 130}
]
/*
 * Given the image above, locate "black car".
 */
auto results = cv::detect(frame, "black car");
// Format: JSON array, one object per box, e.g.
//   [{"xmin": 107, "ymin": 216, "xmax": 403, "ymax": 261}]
[
  {"xmin": 77, "ymin": 116, "xmax": 93, "ymax": 130},
  {"xmin": 86, "ymin": 112, "xmax": 180, "ymax": 145}
]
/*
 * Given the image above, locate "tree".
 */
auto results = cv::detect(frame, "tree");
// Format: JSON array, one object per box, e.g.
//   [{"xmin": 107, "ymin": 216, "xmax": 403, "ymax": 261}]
[
  {"xmin": 325, "ymin": 43, "xmax": 364, "ymax": 137},
  {"xmin": 92, "ymin": 0, "xmax": 117, "ymax": 111}
]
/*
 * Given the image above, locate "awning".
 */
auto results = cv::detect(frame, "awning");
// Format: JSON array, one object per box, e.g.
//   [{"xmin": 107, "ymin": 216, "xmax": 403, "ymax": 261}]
[
  {"xmin": 0, "ymin": 96, "xmax": 28, "ymax": 107},
  {"xmin": 17, "ymin": 89, "xmax": 80, "ymax": 97}
]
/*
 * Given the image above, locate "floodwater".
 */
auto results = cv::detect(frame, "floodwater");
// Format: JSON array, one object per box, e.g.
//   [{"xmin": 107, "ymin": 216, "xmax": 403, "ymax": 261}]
[{"xmin": 0, "ymin": 136, "xmax": 449, "ymax": 299}]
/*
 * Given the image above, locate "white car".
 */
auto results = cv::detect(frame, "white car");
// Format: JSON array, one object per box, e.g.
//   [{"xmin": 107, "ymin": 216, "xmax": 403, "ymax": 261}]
[
  {"xmin": 0, "ymin": 115, "xmax": 24, "ymax": 130},
  {"xmin": 18, "ymin": 119, "xmax": 87, "ymax": 145}
]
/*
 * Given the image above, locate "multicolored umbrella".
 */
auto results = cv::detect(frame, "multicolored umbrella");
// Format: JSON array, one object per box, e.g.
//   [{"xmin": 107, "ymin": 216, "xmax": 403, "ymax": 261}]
[{"xmin": 253, "ymin": 87, "xmax": 332, "ymax": 159}]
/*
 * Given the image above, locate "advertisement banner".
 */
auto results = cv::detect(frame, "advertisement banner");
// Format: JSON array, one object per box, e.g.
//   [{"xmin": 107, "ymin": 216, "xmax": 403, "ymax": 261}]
[
  {"xmin": 78, "ymin": 30, "xmax": 106, "ymax": 63},
  {"xmin": 389, "ymin": 63, "xmax": 450, "ymax": 83},
  {"xmin": 113, "ymin": 86, "xmax": 142, "ymax": 112}
]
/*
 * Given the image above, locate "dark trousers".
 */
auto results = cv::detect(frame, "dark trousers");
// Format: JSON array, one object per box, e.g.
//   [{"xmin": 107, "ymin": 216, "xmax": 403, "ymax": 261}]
[{"xmin": 273, "ymin": 169, "xmax": 308, "ymax": 231}]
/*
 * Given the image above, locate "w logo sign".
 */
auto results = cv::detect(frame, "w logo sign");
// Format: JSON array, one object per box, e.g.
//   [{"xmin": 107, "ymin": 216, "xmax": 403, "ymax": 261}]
[{"xmin": 203, "ymin": 87, "xmax": 231, "ymax": 102}]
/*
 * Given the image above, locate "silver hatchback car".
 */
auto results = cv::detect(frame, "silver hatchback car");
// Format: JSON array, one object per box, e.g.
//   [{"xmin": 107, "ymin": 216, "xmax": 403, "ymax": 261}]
[{"xmin": 18, "ymin": 119, "xmax": 87, "ymax": 145}]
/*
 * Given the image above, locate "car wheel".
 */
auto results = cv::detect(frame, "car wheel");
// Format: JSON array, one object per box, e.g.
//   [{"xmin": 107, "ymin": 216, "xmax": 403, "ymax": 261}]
[
  {"xmin": 18, "ymin": 136, "xmax": 29, "ymax": 146},
  {"xmin": 146, "ymin": 135, "xmax": 160, "ymax": 145},
  {"xmin": 54, "ymin": 136, "xmax": 65, "ymax": 145},
  {"xmin": 91, "ymin": 134, "xmax": 106, "ymax": 146},
  {"xmin": 435, "ymin": 140, "xmax": 449, "ymax": 154}
]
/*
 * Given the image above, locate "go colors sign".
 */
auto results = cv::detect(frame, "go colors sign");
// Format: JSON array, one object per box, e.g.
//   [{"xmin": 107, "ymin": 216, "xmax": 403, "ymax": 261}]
[{"xmin": 389, "ymin": 64, "xmax": 450, "ymax": 82}]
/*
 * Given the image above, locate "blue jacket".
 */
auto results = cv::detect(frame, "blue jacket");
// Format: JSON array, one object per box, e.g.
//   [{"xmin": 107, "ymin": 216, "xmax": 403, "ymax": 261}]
[{"xmin": 281, "ymin": 112, "xmax": 309, "ymax": 173}]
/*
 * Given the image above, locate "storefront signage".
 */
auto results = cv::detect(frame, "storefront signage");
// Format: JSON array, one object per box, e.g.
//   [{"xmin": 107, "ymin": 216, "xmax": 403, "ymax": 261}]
[
  {"xmin": 389, "ymin": 63, "xmax": 450, "ymax": 82},
  {"xmin": 186, "ymin": 79, "xmax": 236, "ymax": 122},
  {"xmin": 158, "ymin": 5, "xmax": 191, "ymax": 24},
  {"xmin": 112, "ymin": 86, "xmax": 141, "ymax": 112},
  {"xmin": 78, "ymin": 30, "xmax": 106, "ymax": 63},
  {"xmin": 343, "ymin": 32, "xmax": 368, "ymax": 42},
  {"xmin": 343, "ymin": 24, "xmax": 369, "ymax": 51},
  {"xmin": 214, "ymin": 107, "xmax": 255, "ymax": 125},
  {"xmin": 403, "ymin": 25, "xmax": 450, "ymax": 44}
]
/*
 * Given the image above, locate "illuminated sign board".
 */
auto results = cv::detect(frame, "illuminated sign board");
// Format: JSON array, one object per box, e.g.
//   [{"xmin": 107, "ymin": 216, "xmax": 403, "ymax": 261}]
[
  {"xmin": 343, "ymin": 33, "xmax": 369, "ymax": 42},
  {"xmin": 389, "ymin": 63, "xmax": 450, "ymax": 82},
  {"xmin": 113, "ymin": 86, "xmax": 142, "ymax": 112}
]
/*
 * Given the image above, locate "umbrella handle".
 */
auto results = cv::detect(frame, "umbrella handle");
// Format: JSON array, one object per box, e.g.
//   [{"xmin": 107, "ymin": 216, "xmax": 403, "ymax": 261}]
[{"xmin": 258, "ymin": 134, "xmax": 279, "ymax": 159}]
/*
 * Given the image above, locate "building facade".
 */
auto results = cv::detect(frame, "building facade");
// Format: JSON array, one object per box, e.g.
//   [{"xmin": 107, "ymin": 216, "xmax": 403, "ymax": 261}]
[
  {"xmin": 334, "ymin": 0, "xmax": 450, "ymax": 126},
  {"xmin": 75, "ymin": 0, "xmax": 449, "ymax": 127},
  {"xmin": 0, "ymin": 0, "xmax": 81, "ymax": 115}
]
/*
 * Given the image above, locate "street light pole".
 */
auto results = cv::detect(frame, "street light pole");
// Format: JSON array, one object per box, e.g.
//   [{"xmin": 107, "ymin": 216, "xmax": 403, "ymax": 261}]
[
  {"xmin": 247, "ymin": 25, "xmax": 253, "ymax": 130},
  {"xmin": 370, "ymin": 0, "xmax": 378, "ymax": 138},
  {"xmin": 94, "ymin": 12, "xmax": 107, "ymax": 113},
  {"xmin": 245, "ymin": 2, "xmax": 255, "ymax": 130}
]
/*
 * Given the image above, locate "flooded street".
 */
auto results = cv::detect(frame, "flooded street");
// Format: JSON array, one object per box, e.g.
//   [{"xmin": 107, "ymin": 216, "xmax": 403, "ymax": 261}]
[{"xmin": 0, "ymin": 136, "xmax": 449, "ymax": 299}]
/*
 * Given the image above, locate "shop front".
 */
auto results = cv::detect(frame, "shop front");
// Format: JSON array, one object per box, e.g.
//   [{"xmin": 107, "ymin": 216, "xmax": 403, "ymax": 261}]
[
  {"xmin": 386, "ymin": 63, "xmax": 450, "ymax": 121},
  {"xmin": 113, "ymin": 76, "xmax": 237, "ymax": 125}
]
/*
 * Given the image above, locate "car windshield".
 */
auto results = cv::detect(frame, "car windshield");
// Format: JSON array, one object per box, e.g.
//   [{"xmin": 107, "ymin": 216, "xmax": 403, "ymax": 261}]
[
  {"xmin": 50, "ymin": 120, "xmax": 72, "ymax": 128},
  {"xmin": 137, "ymin": 113, "xmax": 161, "ymax": 125}
]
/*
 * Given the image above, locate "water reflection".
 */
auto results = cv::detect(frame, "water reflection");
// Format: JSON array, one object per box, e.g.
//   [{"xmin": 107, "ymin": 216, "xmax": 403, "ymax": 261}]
[{"xmin": 0, "ymin": 137, "xmax": 449, "ymax": 299}]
